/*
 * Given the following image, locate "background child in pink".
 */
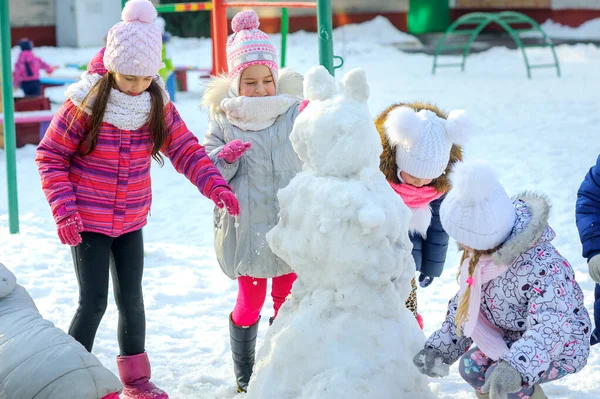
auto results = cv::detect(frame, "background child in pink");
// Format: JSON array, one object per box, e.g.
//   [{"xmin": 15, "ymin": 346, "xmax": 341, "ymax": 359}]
[{"xmin": 12, "ymin": 38, "xmax": 56, "ymax": 96}]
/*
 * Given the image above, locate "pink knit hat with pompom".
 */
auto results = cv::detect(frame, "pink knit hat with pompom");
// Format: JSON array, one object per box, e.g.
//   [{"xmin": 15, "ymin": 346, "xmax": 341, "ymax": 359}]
[
  {"xmin": 103, "ymin": 0, "xmax": 163, "ymax": 77},
  {"xmin": 227, "ymin": 10, "xmax": 278, "ymax": 95}
]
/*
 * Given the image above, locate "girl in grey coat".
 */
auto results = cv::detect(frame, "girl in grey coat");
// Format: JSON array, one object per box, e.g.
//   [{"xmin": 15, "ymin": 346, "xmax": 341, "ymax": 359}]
[
  {"xmin": 201, "ymin": 10, "xmax": 303, "ymax": 393},
  {"xmin": 413, "ymin": 161, "xmax": 591, "ymax": 399}
]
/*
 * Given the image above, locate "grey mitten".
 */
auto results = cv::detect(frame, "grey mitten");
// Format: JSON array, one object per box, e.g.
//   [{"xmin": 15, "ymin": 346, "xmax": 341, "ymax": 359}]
[
  {"xmin": 481, "ymin": 361, "xmax": 523, "ymax": 399},
  {"xmin": 412, "ymin": 347, "xmax": 449, "ymax": 378},
  {"xmin": 589, "ymin": 255, "xmax": 600, "ymax": 283}
]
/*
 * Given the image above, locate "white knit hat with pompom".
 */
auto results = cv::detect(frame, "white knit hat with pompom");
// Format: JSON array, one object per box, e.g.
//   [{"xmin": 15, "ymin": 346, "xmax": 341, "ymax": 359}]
[
  {"xmin": 440, "ymin": 160, "xmax": 516, "ymax": 251},
  {"xmin": 384, "ymin": 106, "xmax": 472, "ymax": 179},
  {"xmin": 103, "ymin": 0, "xmax": 163, "ymax": 77}
]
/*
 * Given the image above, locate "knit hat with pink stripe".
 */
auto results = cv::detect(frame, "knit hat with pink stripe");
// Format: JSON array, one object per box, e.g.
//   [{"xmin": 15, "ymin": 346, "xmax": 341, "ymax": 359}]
[{"xmin": 227, "ymin": 10, "xmax": 278, "ymax": 96}]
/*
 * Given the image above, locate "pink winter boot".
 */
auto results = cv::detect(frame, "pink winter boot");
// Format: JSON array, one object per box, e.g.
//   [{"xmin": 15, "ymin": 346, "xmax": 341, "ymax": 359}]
[{"xmin": 116, "ymin": 352, "xmax": 168, "ymax": 399}]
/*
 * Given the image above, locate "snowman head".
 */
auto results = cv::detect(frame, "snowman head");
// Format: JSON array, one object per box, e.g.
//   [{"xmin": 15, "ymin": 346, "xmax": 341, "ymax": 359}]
[{"xmin": 290, "ymin": 66, "xmax": 382, "ymax": 177}]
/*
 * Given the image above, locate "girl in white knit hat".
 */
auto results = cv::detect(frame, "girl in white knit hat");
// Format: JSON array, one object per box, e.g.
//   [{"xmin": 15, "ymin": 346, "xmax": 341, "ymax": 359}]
[
  {"xmin": 413, "ymin": 160, "xmax": 591, "ymax": 399},
  {"xmin": 36, "ymin": 1, "xmax": 239, "ymax": 398},
  {"xmin": 375, "ymin": 102, "xmax": 470, "ymax": 328},
  {"xmin": 201, "ymin": 9, "xmax": 304, "ymax": 393}
]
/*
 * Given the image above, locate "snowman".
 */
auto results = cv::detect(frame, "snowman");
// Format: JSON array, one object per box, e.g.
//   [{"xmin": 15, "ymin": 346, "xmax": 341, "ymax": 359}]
[{"xmin": 244, "ymin": 66, "xmax": 439, "ymax": 399}]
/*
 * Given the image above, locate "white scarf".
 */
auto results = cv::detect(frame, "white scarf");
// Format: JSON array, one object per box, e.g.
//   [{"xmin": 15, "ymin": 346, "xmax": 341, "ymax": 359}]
[
  {"xmin": 65, "ymin": 72, "xmax": 169, "ymax": 131},
  {"xmin": 220, "ymin": 95, "xmax": 298, "ymax": 132}
]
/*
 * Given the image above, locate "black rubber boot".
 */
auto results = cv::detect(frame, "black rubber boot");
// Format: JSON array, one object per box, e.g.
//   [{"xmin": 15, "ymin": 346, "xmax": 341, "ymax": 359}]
[{"xmin": 229, "ymin": 314, "xmax": 260, "ymax": 393}]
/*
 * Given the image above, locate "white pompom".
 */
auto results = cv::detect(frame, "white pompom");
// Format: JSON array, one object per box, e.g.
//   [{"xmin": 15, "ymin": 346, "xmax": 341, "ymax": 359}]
[
  {"xmin": 383, "ymin": 106, "xmax": 424, "ymax": 147},
  {"xmin": 122, "ymin": 0, "xmax": 157, "ymax": 24},
  {"xmin": 303, "ymin": 66, "xmax": 336, "ymax": 101},
  {"xmin": 450, "ymin": 160, "xmax": 502, "ymax": 203},
  {"xmin": 444, "ymin": 110, "xmax": 472, "ymax": 146},
  {"xmin": 340, "ymin": 68, "xmax": 369, "ymax": 103}
]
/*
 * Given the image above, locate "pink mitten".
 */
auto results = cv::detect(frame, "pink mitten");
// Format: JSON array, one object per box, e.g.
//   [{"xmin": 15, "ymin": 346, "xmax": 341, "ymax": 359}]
[
  {"xmin": 218, "ymin": 140, "xmax": 251, "ymax": 164},
  {"xmin": 299, "ymin": 99, "xmax": 310, "ymax": 113},
  {"xmin": 57, "ymin": 213, "xmax": 84, "ymax": 246},
  {"xmin": 210, "ymin": 187, "xmax": 240, "ymax": 216}
]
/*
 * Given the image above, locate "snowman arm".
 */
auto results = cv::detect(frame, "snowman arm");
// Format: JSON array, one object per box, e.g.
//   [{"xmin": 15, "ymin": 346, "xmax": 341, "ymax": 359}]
[
  {"xmin": 425, "ymin": 293, "xmax": 473, "ymax": 365},
  {"xmin": 203, "ymin": 119, "xmax": 240, "ymax": 183}
]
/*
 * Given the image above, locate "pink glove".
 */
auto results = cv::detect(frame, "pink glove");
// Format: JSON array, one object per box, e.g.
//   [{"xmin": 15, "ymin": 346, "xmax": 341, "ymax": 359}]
[
  {"xmin": 218, "ymin": 140, "xmax": 251, "ymax": 164},
  {"xmin": 57, "ymin": 213, "xmax": 84, "ymax": 246},
  {"xmin": 210, "ymin": 187, "xmax": 240, "ymax": 216}
]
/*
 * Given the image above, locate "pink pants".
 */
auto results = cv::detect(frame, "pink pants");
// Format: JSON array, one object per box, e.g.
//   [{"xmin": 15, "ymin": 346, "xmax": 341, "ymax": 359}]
[{"xmin": 232, "ymin": 273, "xmax": 297, "ymax": 326}]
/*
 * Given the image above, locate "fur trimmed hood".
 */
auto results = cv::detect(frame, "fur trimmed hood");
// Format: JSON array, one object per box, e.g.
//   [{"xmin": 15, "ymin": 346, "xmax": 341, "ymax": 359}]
[
  {"xmin": 492, "ymin": 192, "xmax": 553, "ymax": 266},
  {"xmin": 201, "ymin": 69, "xmax": 304, "ymax": 118},
  {"xmin": 374, "ymin": 102, "xmax": 463, "ymax": 193}
]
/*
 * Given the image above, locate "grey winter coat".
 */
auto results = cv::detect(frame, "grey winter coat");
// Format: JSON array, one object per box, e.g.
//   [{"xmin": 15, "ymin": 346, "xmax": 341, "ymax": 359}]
[
  {"xmin": 425, "ymin": 193, "xmax": 591, "ymax": 386},
  {"xmin": 202, "ymin": 71, "xmax": 303, "ymax": 279},
  {"xmin": 0, "ymin": 263, "xmax": 122, "ymax": 399}
]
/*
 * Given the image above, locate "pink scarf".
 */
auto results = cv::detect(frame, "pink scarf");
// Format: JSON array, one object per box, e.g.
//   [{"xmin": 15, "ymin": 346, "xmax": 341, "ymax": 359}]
[
  {"xmin": 388, "ymin": 182, "xmax": 443, "ymax": 209},
  {"xmin": 388, "ymin": 182, "xmax": 444, "ymax": 237},
  {"xmin": 459, "ymin": 254, "xmax": 510, "ymax": 360}
]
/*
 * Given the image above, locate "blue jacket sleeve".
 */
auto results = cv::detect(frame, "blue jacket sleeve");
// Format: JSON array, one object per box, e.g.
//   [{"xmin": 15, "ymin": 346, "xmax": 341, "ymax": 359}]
[
  {"xmin": 576, "ymin": 155, "xmax": 600, "ymax": 261},
  {"xmin": 410, "ymin": 234, "xmax": 423, "ymax": 273},
  {"xmin": 419, "ymin": 195, "xmax": 450, "ymax": 277}
]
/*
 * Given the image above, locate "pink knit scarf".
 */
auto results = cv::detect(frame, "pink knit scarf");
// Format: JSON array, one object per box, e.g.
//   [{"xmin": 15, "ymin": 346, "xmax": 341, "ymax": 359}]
[
  {"xmin": 388, "ymin": 182, "xmax": 443, "ymax": 209},
  {"xmin": 459, "ymin": 254, "xmax": 510, "ymax": 360}
]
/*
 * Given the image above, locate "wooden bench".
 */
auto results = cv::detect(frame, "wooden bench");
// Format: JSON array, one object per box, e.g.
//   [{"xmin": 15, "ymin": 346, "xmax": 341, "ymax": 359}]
[
  {"xmin": 175, "ymin": 66, "xmax": 211, "ymax": 92},
  {"xmin": 0, "ymin": 110, "xmax": 56, "ymax": 148}
]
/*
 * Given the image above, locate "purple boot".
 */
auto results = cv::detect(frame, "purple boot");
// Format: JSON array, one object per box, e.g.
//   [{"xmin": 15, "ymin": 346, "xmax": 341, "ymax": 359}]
[{"xmin": 116, "ymin": 352, "xmax": 168, "ymax": 399}]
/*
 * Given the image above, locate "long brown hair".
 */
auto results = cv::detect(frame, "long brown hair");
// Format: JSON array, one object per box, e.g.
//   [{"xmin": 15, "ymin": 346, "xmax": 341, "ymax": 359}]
[
  {"xmin": 455, "ymin": 246, "xmax": 498, "ymax": 335},
  {"xmin": 67, "ymin": 72, "xmax": 168, "ymax": 166}
]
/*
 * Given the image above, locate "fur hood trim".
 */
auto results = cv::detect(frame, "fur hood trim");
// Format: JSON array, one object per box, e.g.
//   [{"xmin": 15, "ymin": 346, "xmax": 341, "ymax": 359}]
[
  {"xmin": 492, "ymin": 191, "xmax": 552, "ymax": 266},
  {"xmin": 202, "ymin": 69, "xmax": 304, "ymax": 118},
  {"xmin": 374, "ymin": 102, "xmax": 463, "ymax": 194}
]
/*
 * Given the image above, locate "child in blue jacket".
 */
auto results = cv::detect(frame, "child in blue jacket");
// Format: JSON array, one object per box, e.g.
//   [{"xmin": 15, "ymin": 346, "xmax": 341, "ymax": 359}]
[{"xmin": 576, "ymin": 154, "xmax": 600, "ymax": 345}]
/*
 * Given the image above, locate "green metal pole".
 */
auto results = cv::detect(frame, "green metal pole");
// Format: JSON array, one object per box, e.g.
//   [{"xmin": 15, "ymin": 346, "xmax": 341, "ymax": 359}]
[
  {"xmin": 316, "ymin": 0, "xmax": 334, "ymax": 76},
  {"xmin": 0, "ymin": 0, "xmax": 20, "ymax": 234},
  {"xmin": 280, "ymin": 8, "xmax": 288, "ymax": 68}
]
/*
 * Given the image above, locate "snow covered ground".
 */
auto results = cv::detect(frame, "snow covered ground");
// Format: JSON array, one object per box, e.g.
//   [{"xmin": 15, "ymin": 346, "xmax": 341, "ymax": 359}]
[
  {"xmin": 2, "ymin": 17, "xmax": 600, "ymax": 398},
  {"xmin": 522, "ymin": 18, "xmax": 600, "ymax": 40}
]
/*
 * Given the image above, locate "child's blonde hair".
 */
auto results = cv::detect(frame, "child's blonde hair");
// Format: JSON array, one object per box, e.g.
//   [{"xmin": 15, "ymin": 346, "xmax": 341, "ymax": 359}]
[{"xmin": 455, "ymin": 246, "xmax": 498, "ymax": 334}]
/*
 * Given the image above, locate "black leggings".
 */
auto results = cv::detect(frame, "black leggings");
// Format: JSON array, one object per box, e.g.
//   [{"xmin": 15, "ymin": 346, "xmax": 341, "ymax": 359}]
[{"xmin": 69, "ymin": 229, "xmax": 146, "ymax": 356}]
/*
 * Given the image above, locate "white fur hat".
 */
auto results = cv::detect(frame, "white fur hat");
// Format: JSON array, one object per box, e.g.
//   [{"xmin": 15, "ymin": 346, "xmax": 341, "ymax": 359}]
[
  {"xmin": 440, "ymin": 160, "xmax": 516, "ymax": 251},
  {"xmin": 383, "ymin": 107, "xmax": 471, "ymax": 179}
]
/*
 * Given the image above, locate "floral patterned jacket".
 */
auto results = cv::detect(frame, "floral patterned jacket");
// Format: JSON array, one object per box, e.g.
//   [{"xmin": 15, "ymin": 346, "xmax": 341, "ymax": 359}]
[{"xmin": 426, "ymin": 192, "xmax": 591, "ymax": 386}]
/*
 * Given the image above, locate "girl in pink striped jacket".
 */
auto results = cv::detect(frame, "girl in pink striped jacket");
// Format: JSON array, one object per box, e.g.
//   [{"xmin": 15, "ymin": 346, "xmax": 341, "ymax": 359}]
[{"xmin": 35, "ymin": 1, "xmax": 238, "ymax": 398}]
